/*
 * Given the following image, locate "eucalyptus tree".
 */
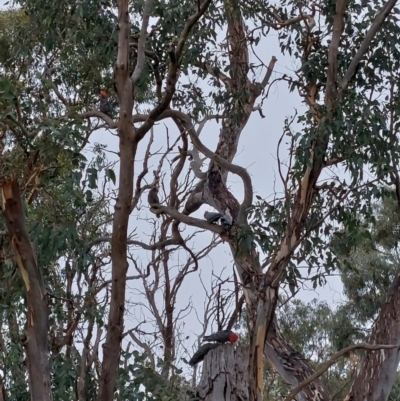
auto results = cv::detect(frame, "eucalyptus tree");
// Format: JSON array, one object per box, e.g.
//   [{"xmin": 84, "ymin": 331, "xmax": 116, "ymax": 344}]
[{"xmin": 2, "ymin": 0, "xmax": 400, "ymax": 400}]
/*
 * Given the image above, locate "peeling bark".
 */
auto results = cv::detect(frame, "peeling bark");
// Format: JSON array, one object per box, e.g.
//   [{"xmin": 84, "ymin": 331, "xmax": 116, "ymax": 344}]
[
  {"xmin": 265, "ymin": 320, "xmax": 330, "ymax": 401},
  {"xmin": 1, "ymin": 180, "xmax": 52, "ymax": 401},
  {"xmin": 197, "ymin": 345, "xmax": 249, "ymax": 401}
]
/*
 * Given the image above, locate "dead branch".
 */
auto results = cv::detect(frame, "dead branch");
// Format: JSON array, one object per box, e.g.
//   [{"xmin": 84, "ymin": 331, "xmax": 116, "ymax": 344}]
[
  {"xmin": 88, "ymin": 235, "xmax": 183, "ymax": 252},
  {"xmin": 259, "ymin": 56, "xmax": 278, "ymax": 90},
  {"xmin": 132, "ymin": 126, "xmax": 155, "ymax": 211},
  {"xmin": 150, "ymin": 205, "xmax": 224, "ymax": 234}
]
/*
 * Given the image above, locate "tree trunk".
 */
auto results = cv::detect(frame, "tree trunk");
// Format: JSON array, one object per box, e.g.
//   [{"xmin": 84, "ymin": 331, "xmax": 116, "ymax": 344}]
[
  {"xmin": 197, "ymin": 345, "xmax": 249, "ymax": 401},
  {"xmin": 96, "ymin": 1, "xmax": 135, "ymax": 399},
  {"xmin": 1, "ymin": 180, "xmax": 52, "ymax": 401},
  {"xmin": 344, "ymin": 264, "xmax": 400, "ymax": 401}
]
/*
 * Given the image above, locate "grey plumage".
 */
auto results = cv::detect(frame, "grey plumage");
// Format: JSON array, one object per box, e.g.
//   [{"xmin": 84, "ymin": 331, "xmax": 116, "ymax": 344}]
[
  {"xmin": 203, "ymin": 330, "xmax": 235, "ymax": 344},
  {"xmin": 100, "ymin": 91, "xmax": 113, "ymax": 118},
  {"xmin": 148, "ymin": 186, "xmax": 160, "ymax": 205},
  {"xmin": 220, "ymin": 214, "xmax": 233, "ymax": 230},
  {"xmin": 100, "ymin": 98, "xmax": 113, "ymax": 118},
  {"xmin": 204, "ymin": 211, "xmax": 233, "ymax": 230},
  {"xmin": 204, "ymin": 211, "xmax": 223, "ymax": 224},
  {"xmin": 148, "ymin": 187, "xmax": 161, "ymax": 217},
  {"xmin": 188, "ymin": 343, "xmax": 222, "ymax": 366}
]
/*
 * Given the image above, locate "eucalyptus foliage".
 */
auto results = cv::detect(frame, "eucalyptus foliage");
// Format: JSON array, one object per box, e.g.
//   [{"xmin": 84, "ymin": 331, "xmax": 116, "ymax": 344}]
[{"xmin": 1, "ymin": 0, "xmax": 400, "ymax": 399}]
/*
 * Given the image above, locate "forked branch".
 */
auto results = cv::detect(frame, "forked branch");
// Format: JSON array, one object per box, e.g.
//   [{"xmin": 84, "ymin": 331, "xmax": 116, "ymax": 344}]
[{"xmin": 284, "ymin": 343, "xmax": 399, "ymax": 401}]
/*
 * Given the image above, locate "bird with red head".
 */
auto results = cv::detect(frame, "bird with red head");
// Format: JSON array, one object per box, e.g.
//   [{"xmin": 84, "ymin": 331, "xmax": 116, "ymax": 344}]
[
  {"xmin": 99, "ymin": 89, "xmax": 113, "ymax": 118},
  {"xmin": 203, "ymin": 329, "xmax": 239, "ymax": 344}
]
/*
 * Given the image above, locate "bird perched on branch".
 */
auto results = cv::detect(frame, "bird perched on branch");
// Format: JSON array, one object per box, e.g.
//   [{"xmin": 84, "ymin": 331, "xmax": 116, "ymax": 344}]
[
  {"xmin": 203, "ymin": 211, "xmax": 233, "ymax": 230},
  {"xmin": 188, "ymin": 343, "xmax": 222, "ymax": 366},
  {"xmin": 220, "ymin": 214, "xmax": 233, "ymax": 230},
  {"xmin": 204, "ymin": 211, "xmax": 222, "ymax": 224},
  {"xmin": 203, "ymin": 329, "xmax": 239, "ymax": 344},
  {"xmin": 99, "ymin": 89, "xmax": 113, "ymax": 118},
  {"xmin": 148, "ymin": 186, "xmax": 162, "ymax": 218}
]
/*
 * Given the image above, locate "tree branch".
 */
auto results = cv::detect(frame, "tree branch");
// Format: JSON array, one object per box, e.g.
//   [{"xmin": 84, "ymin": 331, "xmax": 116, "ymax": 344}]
[
  {"xmin": 325, "ymin": 0, "xmax": 348, "ymax": 108},
  {"xmin": 323, "ymin": 156, "xmax": 346, "ymax": 167},
  {"xmin": 183, "ymin": 116, "xmax": 253, "ymax": 225},
  {"xmin": 284, "ymin": 343, "xmax": 399, "ymax": 401},
  {"xmin": 126, "ymin": 329, "xmax": 156, "ymax": 370},
  {"xmin": 42, "ymin": 66, "xmax": 69, "ymax": 107},
  {"xmin": 268, "ymin": 11, "xmax": 315, "ymax": 29},
  {"xmin": 133, "ymin": 110, "xmax": 253, "ymax": 225},
  {"xmin": 135, "ymin": 0, "xmax": 212, "ymax": 141},
  {"xmin": 192, "ymin": 61, "xmax": 231, "ymax": 85},
  {"xmin": 131, "ymin": 0, "xmax": 154, "ymax": 84},
  {"xmin": 151, "ymin": 205, "xmax": 224, "ymax": 234},
  {"xmin": 259, "ymin": 56, "xmax": 278, "ymax": 90},
  {"xmin": 88, "ymin": 236, "xmax": 183, "ymax": 251},
  {"xmin": 79, "ymin": 110, "xmax": 117, "ymax": 128},
  {"xmin": 339, "ymin": 0, "xmax": 398, "ymax": 94}
]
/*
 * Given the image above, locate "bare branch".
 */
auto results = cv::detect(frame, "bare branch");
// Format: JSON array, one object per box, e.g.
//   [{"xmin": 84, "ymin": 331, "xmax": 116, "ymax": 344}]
[
  {"xmin": 126, "ymin": 329, "xmax": 156, "ymax": 370},
  {"xmin": 79, "ymin": 110, "xmax": 117, "ymax": 129},
  {"xmin": 133, "ymin": 110, "xmax": 253, "ymax": 225},
  {"xmin": 259, "ymin": 56, "xmax": 278, "ymax": 90},
  {"xmin": 151, "ymin": 205, "xmax": 224, "ymax": 234},
  {"xmin": 88, "ymin": 236, "xmax": 183, "ymax": 251},
  {"xmin": 131, "ymin": 0, "xmax": 154, "ymax": 83},
  {"xmin": 178, "ymin": 112, "xmax": 253, "ymax": 224},
  {"xmin": 226, "ymin": 293, "xmax": 245, "ymax": 330},
  {"xmin": 196, "ymin": 114, "xmax": 225, "ymax": 137},
  {"xmin": 42, "ymin": 66, "xmax": 69, "ymax": 107},
  {"xmin": 284, "ymin": 343, "xmax": 399, "ymax": 401},
  {"xmin": 340, "ymin": 0, "xmax": 398, "ymax": 94}
]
